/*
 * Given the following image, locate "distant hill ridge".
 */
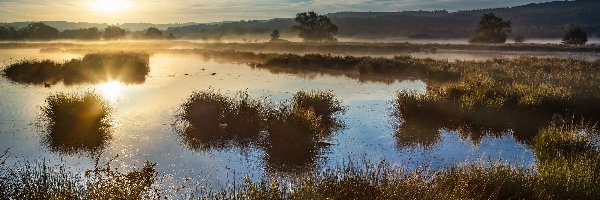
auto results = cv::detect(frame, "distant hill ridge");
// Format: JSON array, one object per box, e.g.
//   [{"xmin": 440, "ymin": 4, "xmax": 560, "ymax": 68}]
[{"xmin": 1, "ymin": 0, "xmax": 598, "ymax": 38}]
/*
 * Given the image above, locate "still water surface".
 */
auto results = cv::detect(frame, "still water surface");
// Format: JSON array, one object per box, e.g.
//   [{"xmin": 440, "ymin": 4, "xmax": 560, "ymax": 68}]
[{"xmin": 0, "ymin": 49, "xmax": 534, "ymax": 189}]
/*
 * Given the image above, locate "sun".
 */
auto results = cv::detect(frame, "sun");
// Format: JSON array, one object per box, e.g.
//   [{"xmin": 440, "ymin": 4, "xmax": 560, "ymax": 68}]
[
  {"xmin": 98, "ymin": 81, "xmax": 125, "ymax": 102},
  {"xmin": 89, "ymin": 0, "xmax": 132, "ymax": 13}
]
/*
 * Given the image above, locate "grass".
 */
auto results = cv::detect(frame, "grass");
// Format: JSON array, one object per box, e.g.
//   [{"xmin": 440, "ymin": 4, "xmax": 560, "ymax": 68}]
[
  {"xmin": 1, "ymin": 121, "xmax": 599, "ymax": 199},
  {"xmin": 42, "ymin": 92, "xmax": 112, "ymax": 155},
  {"xmin": 0, "ymin": 156, "xmax": 158, "ymax": 199},
  {"xmin": 176, "ymin": 89, "xmax": 345, "ymax": 172},
  {"xmin": 393, "ymin": 57, "xmax": 600, "ymax": 144},
  {"xmin": 2, "ymin": 52, "xmax": 149, "ymax": 85}
]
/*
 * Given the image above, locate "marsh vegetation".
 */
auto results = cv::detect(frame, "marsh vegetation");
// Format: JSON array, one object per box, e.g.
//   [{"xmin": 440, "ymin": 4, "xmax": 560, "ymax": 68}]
[
  {"xmin": 2, "ymin": 52, "xmax": 149, "ymax": 85},
  {"xmin": 176, "ymin": 90, "xmax": 345, "ymax": 172},
  {"xmin": 41, "ymin": 92, "xmax": 112, "ymax": 155}
]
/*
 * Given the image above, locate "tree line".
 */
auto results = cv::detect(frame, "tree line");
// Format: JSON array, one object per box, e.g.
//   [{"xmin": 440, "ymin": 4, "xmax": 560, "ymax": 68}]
[{"xmin": 0, "ymin": 22, "xmax": 175, "ymax": 40}]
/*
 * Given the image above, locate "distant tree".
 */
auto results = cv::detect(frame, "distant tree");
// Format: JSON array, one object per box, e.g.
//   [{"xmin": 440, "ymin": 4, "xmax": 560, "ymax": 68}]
[
  {"xmin": 514, "ymin": 35, "xmax": 526, "ymax": 43},
  {"xmin": 61, "ymin": 27, "xmax": 102, "ymax": 40},
  {"xmin": 0, "ymin": 26, "xmax": 23, "ymax": 40},
  {"xmin": 166, "ymin": 33, "xmax": 176, "ymax": 40},
  {"xmin": 270, "ymin": 29, "xmax": 280, "ymax": 40},
  {"xmin": 144, "ymin": 27, "xmax": 163, "ymax": 39},
  {"xmin": 562, "ymin": 26, "xmax": 587, "ymax": 45},
  {"xmin": 469, "ymin": 13, "xmax": 512, "ymax": 44},
  {"xmin": 103, "ymin": 26, "xmax": 126, "ymax": 40},
  {"xmin": 292, "ymin": 11, "xmax": 338, "ymax": 42},
  {"xmin": 20, "ymin": 22, "xmax": 59, "ymax": 40}
]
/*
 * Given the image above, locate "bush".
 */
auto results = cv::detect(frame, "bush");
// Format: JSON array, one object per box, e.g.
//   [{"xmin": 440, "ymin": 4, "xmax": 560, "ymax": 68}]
[
  {"xmin": 562, "ymin": 26, "xmax": 588, "ymax": 45},
  {"xmin": 2, "ymin": 60, "xmax": 62, "ymax": 85}
]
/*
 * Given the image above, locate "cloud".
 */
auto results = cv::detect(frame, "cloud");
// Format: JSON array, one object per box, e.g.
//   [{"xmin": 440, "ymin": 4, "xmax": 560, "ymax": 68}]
[{"xmin": 0, "ymin": 0, "xmax": 553, "ymax": 23}]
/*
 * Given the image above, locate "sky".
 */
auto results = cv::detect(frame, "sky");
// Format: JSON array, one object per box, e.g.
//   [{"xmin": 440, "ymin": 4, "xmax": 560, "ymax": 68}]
[{"xmin": 0, "ymin": 0, "xmax": 554, "ymax": 24}]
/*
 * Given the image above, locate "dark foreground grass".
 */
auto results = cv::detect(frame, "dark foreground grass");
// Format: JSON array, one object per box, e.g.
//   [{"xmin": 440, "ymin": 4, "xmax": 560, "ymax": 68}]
[
  {"xmin": 2, "ymin": 52, "xmax": 149, "ymax": 85},
  {"xmin": 0, "ymin": 156, "xmax": 158, "ymax": 199},
  {"xmin": 42, "ymin": 92, "xmax": 112, "ymax": 155},
  {"xmin": 1, "ymin": 121, "xmax": 598, "ymax": 199},
  {"xmin": 176, "ymin": 89, "xmax": 345, "ymax": 172}
]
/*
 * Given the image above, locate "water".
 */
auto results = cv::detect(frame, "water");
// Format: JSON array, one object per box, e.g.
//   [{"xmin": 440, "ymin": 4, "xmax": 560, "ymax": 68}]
[{"xmin": 0, "ymin": 49, "xmax": 534, "ymax": 190}]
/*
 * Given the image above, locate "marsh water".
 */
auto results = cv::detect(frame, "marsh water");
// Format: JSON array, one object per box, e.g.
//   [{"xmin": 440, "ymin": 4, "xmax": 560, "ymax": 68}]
[{"xmin": 0, "ymin": 48, "xmax": 542, "ymax": 190}]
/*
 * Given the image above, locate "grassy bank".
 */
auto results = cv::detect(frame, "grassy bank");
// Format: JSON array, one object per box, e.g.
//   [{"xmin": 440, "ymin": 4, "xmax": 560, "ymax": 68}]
[
  {"xmin": 1, "ymin": 120, "xmax": 598, "ymax": 199},
  {"xmin": 42, "ymin": 92, "xmax": 112, "ymax": 154},
  {"xmin": 176, "ymin": 89, "xmax": 345, "ymax": 172},
  {"xmin": 2, "ymin": 52, "xmax": 149, "ymax": 85}
]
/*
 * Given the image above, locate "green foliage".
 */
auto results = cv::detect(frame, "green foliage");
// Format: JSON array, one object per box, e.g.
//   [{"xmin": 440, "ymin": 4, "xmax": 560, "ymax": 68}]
[
  {"xmin": 469, "ymin": 13, "xmax": 512, "ymax": 44},
  {"xmin": 144, "ymin": 27, "xmax": 163, "ymax": 39},
  {"xmin": 103, "ymin": 26, "xmax": 126, "ymax": 40},
  {"xmin": 61, "ymin": 27, "xmax": 102, "ymax": 40},
  {"xmin": 562, "ymin": 25, "xmax": 588, "ymax": 45},
  {"xmin": 292, "ymin": 11, "xmax": 338, "ymax": 42},
  {"xmin": 42, "ymin": 92, "xmax": 112, "ymax": 154},
  {"xmin": 19, "ymin": 22, "xmax": 60, "ymax": 40}
]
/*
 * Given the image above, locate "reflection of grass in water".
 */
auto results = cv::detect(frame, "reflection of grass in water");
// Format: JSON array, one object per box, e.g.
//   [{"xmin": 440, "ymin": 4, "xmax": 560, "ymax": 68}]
[
  {"xmin": 176, "ymin": 90, "xmax": 345, "ymax": 173},
  {"xmin": 1, "ymin": 52, "xmax": 149, "ymax": 85},
  {"xmin": 0, "ymin": 156, "xmax": 158, "ymax": 199},
  {"xmin": 2, "ymin": 59, "xmax": 62, "ymax": 85},
  {"xmin": 2, "ymin": 121, "xmax": 599, "ymax": 199},
  {"xmin": 176, "ymin": 90, "xmax": 267, "ymax": 150},
  {"xmin": 265, "ymin": 90, "xmax": 345, "ymax": 172},
  {"xmin": 42, "ymin": 92, "xmax": 112, "ymax": 155}
]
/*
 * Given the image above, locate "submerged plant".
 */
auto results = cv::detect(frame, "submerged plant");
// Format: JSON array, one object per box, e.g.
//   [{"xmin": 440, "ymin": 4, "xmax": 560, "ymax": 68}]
[{"xmin": 42, "ymin": 92, "xmax": 112, "ymax": 155}]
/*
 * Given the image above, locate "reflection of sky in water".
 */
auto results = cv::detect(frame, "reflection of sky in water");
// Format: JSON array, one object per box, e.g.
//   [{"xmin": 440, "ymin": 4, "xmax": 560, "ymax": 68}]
[{"xmin": 0, "ymin": 50, "xmax": 535, "ymax": 190}]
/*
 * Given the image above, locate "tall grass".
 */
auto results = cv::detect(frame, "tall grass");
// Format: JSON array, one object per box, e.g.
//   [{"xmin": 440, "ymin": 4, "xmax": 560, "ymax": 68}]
[
  {"xmin": 0, "ymin": 156, "xmax": 158, "ymax": 199},
  {"xmin": 176, "ymin": 90, "xmax": 345, "ymax": 172},
  {"xmin": 2, "ymin": 59, "xmax": 62, "ymax": 85},
  {"xmin": 42, "ymin": 92, "xmax": 112, "ymax": 155},
  {"xmin": 2, "ymin": 52, "xmax": 149, "ymax": 85}
]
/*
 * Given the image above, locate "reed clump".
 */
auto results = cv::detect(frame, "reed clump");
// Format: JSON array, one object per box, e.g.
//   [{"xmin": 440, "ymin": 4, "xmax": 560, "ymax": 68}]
[
  {"xmin": 2, "ymin": 52, "xmax": 149, "ymax": 85},
  {"xmin": 177, "ymin": 90, "xmax": 345, "ymax": 171},
  {"xmin": 42, "ymin": 92, "xmax": 112, "ymax": 154}
]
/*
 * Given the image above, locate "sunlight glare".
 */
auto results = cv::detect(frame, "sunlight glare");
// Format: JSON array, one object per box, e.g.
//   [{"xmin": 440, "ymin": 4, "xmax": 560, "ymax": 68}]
[
  {"xmin": 98, "ymin": 81, "xmax": 125, "ymax": 102},
  {"xmin": 89, "ymin": 0, "xmax": 132, "ymax": 13}
]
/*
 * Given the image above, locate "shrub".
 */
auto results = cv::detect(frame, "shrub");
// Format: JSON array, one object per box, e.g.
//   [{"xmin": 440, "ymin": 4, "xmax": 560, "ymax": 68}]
[{"xmin": 2, "ymin": 59, "xmax": 62, "ymax": 85}]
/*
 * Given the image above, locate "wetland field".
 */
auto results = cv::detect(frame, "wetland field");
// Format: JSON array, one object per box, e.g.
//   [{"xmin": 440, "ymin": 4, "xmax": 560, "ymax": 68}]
[{"xmin": 1, "ymin": 41, "xmax": 600, "ymax": 199}]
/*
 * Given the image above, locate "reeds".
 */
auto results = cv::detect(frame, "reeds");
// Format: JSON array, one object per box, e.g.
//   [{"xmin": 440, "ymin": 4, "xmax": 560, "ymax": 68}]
[
  {"xmin": 2, "ymin": 52, "xmax": 149, "ymax": 85},
  {"xmin": 42, "ymin": 92, "xmax": 112, "ymax": 154},
  {"xmin": 176, "ymin": 90, "xmax": 345, "ymax": 172}
]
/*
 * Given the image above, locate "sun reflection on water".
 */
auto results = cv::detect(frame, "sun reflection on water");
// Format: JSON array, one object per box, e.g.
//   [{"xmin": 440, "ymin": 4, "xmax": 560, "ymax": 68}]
[{"xmin": 98, "ymin": 81, "xmax": 124, "ymax": 102}]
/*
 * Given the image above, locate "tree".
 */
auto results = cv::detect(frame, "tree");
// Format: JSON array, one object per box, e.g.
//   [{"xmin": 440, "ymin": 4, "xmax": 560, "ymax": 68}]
[
  {"xmin": 469, "ymin": 13, "xmax": 511, "ymax": 44},
  {"xmin": 270, "ymin": 29, "xmax": 280, "ymax": 41},
  {"xmin": 103, "ymin": 26, "xmax": 126, "ymax": 40},
  {"xmin": 514, "ymin": 35, "xmax": 526, "ymax": 43},
  {"xmin": 61, "ymin": 27, "xmax": 101, "ymax": 40},
  {"xmin": 166, "ymin": 33, "xmax": 176, "ymax": 40},
  {"xmin": 0, "ymin": 26, "xmax": 23, "ymax": 40},
  {"xmin": 562, "ymin": 26, "xmax": 587, "ymax": 45},
  {"xmin": 20, "ymin": 22, "xmax": 59, "ymax": 40},
  {"xmin": 144, "ymin": 27, "xmax": 163, "ymax": 39},
  {"xmin": 292, "ymin": 11, "xmax": 338, "ymax": 42}
]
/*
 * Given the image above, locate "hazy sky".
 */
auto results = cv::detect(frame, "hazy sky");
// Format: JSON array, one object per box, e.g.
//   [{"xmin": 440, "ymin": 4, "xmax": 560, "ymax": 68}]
[{"xmin": 0, "ymin": 0, "xmax": 553, "ymax": 24}]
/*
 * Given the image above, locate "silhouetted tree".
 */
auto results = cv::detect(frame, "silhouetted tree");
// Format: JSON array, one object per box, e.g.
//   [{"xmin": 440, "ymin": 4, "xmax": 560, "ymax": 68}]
[
  {"xmin": 292, "ymin": 11, "xmax": 338, "ymax": 42},
  {"xmin": 0, "ymin": 26, "xmax": 23, "ymax": 40},
  {"xmin": 469, "ymin": 13, "xmax": 511, "ymax": 44},
  {"xmin": 61, "ymin": 27, "xmax": 102, "ymax": 40},
  {"xmin": 270, "ymin": 29, "xmax": 280, "ymax": 40},
  {"xmin": 562, "ymin": 25, "xmax": 587, "ymax": 45},
  {"xmin": 144, "ymin": 27, "xmax": 163, "ymax": 39},
  {"xmin": 20, "ymin": 22, "xmax": 59, "ymax": 40},
  {"xmin": 103, "ymin": 26, "xmax": 126, "ymax": 40}
]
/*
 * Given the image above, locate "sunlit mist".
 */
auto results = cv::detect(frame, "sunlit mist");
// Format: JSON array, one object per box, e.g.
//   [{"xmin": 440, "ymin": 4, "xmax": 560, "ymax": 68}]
[
  {"xmin": 89, "ymin": 0, "xmax": 132, "ymax": 13},
  {"xmin": 98, "ymin": 81, "xmax": 124, "ymax": 102}
]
